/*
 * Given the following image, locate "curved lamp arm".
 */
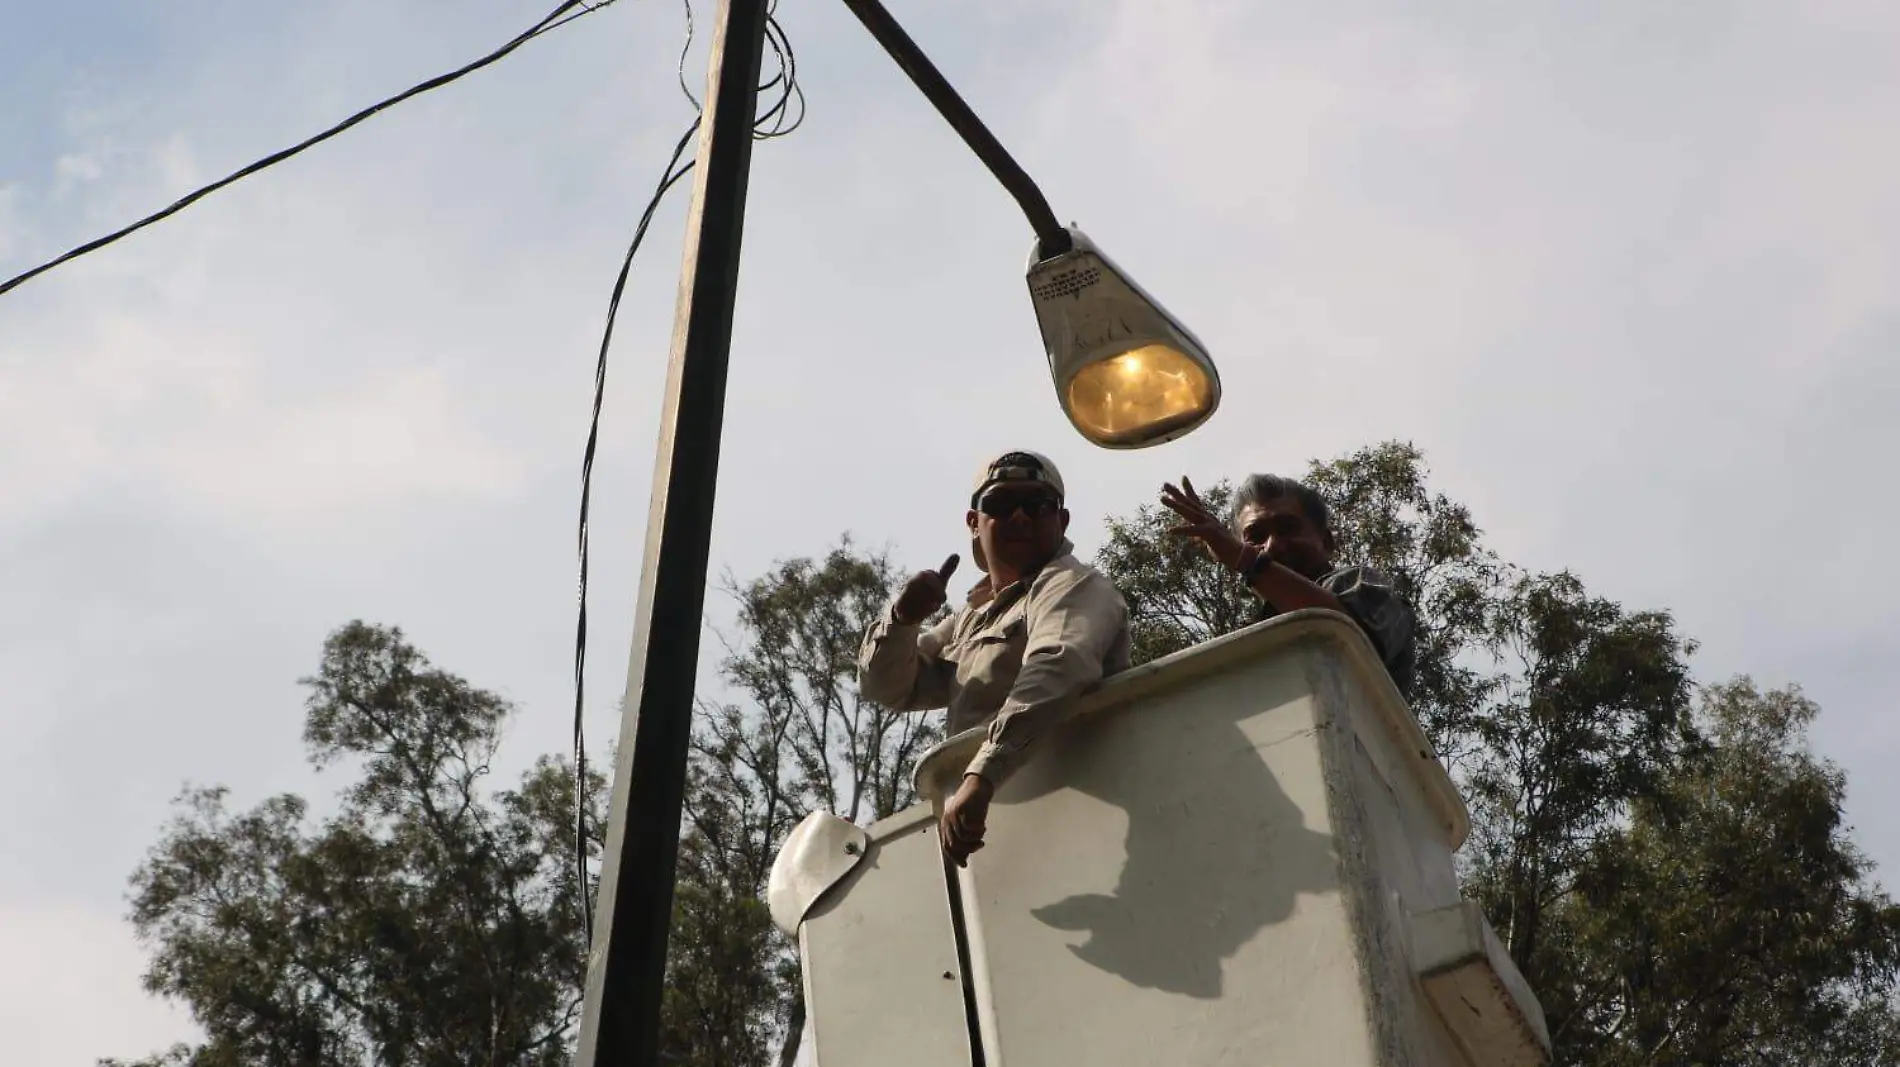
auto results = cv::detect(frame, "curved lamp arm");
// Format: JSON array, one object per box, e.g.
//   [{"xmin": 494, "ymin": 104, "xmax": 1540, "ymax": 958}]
[{"xmin": 839, "ymin": 0, "xmax": 1075, "ymax": 257}]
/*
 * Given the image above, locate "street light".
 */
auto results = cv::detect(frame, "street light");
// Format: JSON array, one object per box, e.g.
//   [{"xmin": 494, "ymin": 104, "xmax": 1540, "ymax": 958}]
[
  {"xmin": 1028, "ymin": 227, "xmax": 1221, "ymax": 448},
  {"xmin": 835, "ymin": 0, "xmax": 1220, "ymax": 449},
  {"xmin": 576, "ymin": 2, "xmax": 1220, "ymax": 1065}
]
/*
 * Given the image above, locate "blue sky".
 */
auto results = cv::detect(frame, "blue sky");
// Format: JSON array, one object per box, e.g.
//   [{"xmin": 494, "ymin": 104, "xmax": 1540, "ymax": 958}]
[{"xmin": 5, "ymin": 1, "xmax": 1900, "ymax": 1063}]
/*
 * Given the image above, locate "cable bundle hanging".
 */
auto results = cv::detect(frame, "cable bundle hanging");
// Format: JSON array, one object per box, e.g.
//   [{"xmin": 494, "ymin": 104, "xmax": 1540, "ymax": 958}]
[{"xmin": 570, "ymin": 0, "xmax": 804, "ymax": 949}]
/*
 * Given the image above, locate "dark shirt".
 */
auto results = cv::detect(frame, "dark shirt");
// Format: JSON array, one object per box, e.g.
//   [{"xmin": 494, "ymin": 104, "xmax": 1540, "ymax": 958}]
[{"xmin": 1256, "ymin": 564, "xmax": 1416, "ymax": 699}]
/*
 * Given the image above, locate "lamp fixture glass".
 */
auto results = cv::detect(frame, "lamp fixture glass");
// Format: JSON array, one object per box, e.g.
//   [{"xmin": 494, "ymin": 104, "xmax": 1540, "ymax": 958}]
[{"xmin": 1026, "ymin": 227, "xmax": 1220, "ymax": 449}]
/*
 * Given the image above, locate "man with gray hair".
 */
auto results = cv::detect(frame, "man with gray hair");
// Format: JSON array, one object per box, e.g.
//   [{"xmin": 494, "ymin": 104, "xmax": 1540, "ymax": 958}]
[
  {"xmin": 858, "ymin": 450, "xmax": 1131, "ymax": 866},
  {"xmin": 1160, "ymin": 473, "xmax": 1416, "ymax": 698}
]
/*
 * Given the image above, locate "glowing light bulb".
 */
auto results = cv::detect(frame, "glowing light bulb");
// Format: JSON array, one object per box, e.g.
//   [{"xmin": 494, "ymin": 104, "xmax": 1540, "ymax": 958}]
[{"xmin": 1064, "ymin": 344, "xmax": 1215, "ymax": 447}]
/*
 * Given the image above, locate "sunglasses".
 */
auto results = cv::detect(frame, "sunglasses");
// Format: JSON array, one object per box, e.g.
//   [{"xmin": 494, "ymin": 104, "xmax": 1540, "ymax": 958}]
[{"xmin": 977, "ymin": 491, "xmax": 1061, "ymax": 519}]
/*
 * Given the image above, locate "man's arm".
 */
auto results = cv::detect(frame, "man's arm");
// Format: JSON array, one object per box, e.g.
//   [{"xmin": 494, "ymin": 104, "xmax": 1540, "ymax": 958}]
[
  {"xmin": 1244, "ymin": 557, "xmax": 1347, "ymax": 614},
  {"xmin": 963, "ymin": 568, "xmax": 1128, "ymax": 785},
  {"xmin": 857, "ymin": 607, "xmax": 959, "ymax": 711}
]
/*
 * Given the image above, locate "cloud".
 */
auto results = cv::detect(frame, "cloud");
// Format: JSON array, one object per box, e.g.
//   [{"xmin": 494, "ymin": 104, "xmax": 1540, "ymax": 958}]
[
  {"xmin": 1048, "ymin": 1, "xmax": 1483, "ymax": 228},
  {"xmin": 0, "ymin": 299, "xmax": 528, "ymax": 537},
  {"xmin": 54, "ymin": 152, "xmax": 105, "ymax": 188},
  {"xmin": 149, "ymin": 361, "xmax": 531, "ymax": 525}
]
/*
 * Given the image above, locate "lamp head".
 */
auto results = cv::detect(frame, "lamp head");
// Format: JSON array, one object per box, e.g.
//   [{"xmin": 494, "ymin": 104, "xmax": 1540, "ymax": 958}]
[{"xmin": 1026, "ymin": 226, "xmax": 1220, "ymax": 449}]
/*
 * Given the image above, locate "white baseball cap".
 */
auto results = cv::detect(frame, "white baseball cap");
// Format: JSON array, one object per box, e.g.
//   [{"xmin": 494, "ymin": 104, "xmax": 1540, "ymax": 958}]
[{"xmin": 968, "ymin": 450, "xmax": 1065, "ymax": 573}]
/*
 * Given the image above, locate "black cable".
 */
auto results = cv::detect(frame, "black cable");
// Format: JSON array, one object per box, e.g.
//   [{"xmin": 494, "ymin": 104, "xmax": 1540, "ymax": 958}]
[
  {"xmin": 678, "ymin": 0, "xmax": 702, "ymax": 112},
  {"xmin": 571, "ymin": 5, "xmax": 806, "ymax": 949},
  {"xmin": 678, "ymin": 0, "xmax": 806, "ymax": 140},
  {"xmin": 539, "ymin": 0, "xmax": 614, "ymax": 37},
  {"xmin": 0, "ymin": 0, "xmax": 619, "ymax": 299},
  {"xmin": 755, "ymin": 16, "xmax": 807, "ymax": 139},
  {"xmin": 574, "ymin": 118, "xmax": 701, "ymax": 949}
]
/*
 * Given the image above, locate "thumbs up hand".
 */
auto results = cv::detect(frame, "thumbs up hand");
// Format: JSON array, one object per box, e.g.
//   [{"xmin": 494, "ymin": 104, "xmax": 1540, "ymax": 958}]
[{"xmin": 893, "ymin": 554, "xmax": 960, "ymax": 625}]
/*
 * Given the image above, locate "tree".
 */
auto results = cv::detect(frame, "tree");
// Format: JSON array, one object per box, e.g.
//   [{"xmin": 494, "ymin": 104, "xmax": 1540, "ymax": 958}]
[
  {"xmin": 104, "ymin": 622, "xmax": 602, "ymax": 1067},
  {"xmin": 1551, "ymin": 681, "xmax": 1900, "ymax": 1067},
  {"xmin": 1458, "ymin": 572, "xmax": 1700, "ymax": 990},
  {"xmin": 108, "ymin": 544, "xmax": 929, "ymax": 1067},
  {"xmin": 668, "ymin": 539, "xmax": 932, "ymax": 1067}
]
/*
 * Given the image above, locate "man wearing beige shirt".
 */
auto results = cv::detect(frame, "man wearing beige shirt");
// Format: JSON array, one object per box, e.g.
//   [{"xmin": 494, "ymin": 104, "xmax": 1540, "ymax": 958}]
[{"xmin": 858, "ymin": 450, "xmax": 1132, "ymax": 866}]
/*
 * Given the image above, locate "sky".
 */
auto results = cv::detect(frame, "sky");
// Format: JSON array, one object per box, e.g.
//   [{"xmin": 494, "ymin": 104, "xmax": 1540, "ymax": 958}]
[{"xmin": 4, "ymin": 0, "xmax": 1899, "ymax": 1063}]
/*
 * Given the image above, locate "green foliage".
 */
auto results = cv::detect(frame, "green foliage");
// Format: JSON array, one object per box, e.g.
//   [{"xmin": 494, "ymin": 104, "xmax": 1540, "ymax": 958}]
[
  {"xmin": 1460, "ymin": 571, "xmax": 1701, "ymax": 983},
  {"xmin": 109, "ymin": 544, "xmax": 920, "ymax": 1067},
  {"xmin": 105, "ymin": 622, "xmax": 600, "ymax": 1067},
  {"xmin": 671, "ymin": 538, "xmax": 927, "ymax": 1067},
  {"xmin": 657, "ymin": 881, "xmax": 781, "ymax": 1067},
  {"xmin": 1548, "ymin": 681, "xmax": 1900, "ymax": 1066},
  {"xmin": 705, "ymin": 539, "xmax": 935, "ymax": 838}
]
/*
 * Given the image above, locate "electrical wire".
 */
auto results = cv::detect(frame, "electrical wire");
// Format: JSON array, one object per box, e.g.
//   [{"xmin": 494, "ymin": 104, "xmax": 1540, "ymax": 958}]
[
  {"xmin": 756, "ymin": 13, "xmax": 808, "ymax": 139},
  {"xmin": 0, "ymin": 0, "xmax": 622, "ymax": 299},
  {"xmin": 572, "ymin": 118, "xmax": 699, "ymax": 950},
  {"xmin": 571, "ymin": 2, "xmax": 805, "ymax": 949},
  {"xmin": 678, "ymin": 0, "xmax": 701, "ymax": 111},
  {"xmin": 676, "ymin": 0, "xmax": 804, "ymax": 137}
]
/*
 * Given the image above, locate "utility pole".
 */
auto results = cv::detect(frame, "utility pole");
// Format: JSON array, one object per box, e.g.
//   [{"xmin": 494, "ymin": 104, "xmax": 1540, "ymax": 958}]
[{"xmin": 572, "ymin": 0, "xmax": 769, "ymax": 1063}]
